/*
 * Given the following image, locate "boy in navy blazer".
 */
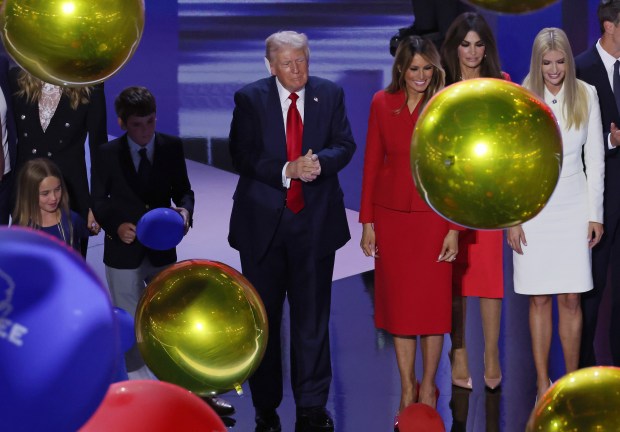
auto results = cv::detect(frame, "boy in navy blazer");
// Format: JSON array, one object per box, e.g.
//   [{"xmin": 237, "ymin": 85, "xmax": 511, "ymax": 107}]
[{"xmin": 91, "ymin": 86, "xmax": 194, "ymax": 373}]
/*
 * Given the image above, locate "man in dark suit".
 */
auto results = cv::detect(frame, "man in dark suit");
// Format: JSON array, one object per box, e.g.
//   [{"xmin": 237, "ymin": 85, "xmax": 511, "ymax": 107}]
[
  {"xmin": 0, "ymin": 56, "xmax": 17, "ymax": 224},
  {"xmin": 575, "ymin": 0, "xmax": 620, "ymax": 367},
  {"xmin": 91, "ymin": 86, "xmax": 195, "ymax": 372},
  {"xmin": 228, "ymin": 31, "xmax": 356, "ymax": 432}
]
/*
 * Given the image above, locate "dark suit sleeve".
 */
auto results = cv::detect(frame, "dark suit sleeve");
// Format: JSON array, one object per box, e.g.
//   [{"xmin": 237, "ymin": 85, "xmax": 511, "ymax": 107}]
[
  {"xmin": 90, "ymin": 144, "xmax": 125, "ymax": 239},
  {"xmin": 168, "ymin": 136, "xmax": 195, "ymax": 224},
  {"xmin": 315, "ymin": 86, "xmax": 356, "ymax": 177},
  {"xmin": 229, "ymin": 90, "xmax": 288, "ymax": 190},
  {"xmin": 86, "ymin": 83, "xmax": 108, "ymax": 166},
  {"xmin": 575, "ymin": 52, "xmax": 620, "ymax": 157}
]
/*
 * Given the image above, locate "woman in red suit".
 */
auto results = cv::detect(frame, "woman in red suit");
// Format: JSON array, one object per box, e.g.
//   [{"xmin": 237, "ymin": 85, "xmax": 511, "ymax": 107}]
[
  {"xmin": 440, "ymin": 12, "xmax": 508, "ymax": 390},
  {"xmin": 360, "ymin": 36, "xmax": 461, "ymax": 428}
]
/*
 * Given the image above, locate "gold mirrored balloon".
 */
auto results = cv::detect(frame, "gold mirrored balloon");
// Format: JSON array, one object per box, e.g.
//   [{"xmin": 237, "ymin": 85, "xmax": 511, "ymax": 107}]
[
  {"xmin": 527, "ymin": 367, "xmax": 620, "ymax": 431},
  {"xmin": 411, "ymin": 78, "xmax": 562, "ymax": 229},
  {"xmin": 463, "ymin": 0, "xmax": 559, "ymax": 14},
  {"xmin": 135, "ymin": 260, "xmax": 268, "ymax": 396},
  {"xmin": 1, "ymin": 0, "xmax": 144, "ymax": 86}
]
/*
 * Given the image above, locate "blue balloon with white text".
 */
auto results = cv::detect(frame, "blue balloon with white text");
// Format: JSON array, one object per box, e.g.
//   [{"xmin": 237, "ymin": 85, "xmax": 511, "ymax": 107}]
[{"xmin": 0, "ymin": 227, "xmax": 118, "ymax": 432}]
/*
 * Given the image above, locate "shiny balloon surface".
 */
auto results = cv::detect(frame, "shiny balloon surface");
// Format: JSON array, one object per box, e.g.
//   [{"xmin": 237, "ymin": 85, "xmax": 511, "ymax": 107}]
[
  {"xmin": 136, "ymin": 260, "xmax": 268, "ymax": 395},
  {"xmin": 527, "ymin": 367, "xmax": 620, "ymax": 431},
  {"xmin": 411, "ymin": 78, "xmax": 562, "ymax": 229},
  {"xmin": 463, "ymin": 0, "xmax": 559, "ymax": 14},
  {"xmin": 1, "ymin": 0, "xmax": 144, "ymax": 86}
]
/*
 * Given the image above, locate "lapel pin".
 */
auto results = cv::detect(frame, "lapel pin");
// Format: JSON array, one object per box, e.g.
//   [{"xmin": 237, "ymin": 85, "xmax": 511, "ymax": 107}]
[{"xmin": 314, "ymin": 97, "xmax": 318, "ymax": 102}]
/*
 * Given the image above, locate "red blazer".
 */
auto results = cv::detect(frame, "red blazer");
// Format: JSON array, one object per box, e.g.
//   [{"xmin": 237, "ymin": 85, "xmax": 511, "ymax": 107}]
[{"xmin": 360, "ymin": 90, "xmax": 435, "ymax": 222}]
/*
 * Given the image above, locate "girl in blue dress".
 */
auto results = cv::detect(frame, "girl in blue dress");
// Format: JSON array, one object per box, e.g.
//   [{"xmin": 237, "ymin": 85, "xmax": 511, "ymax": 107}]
[{"xmin": 12, "ymin": 158, "xmax": 89, "ymax": 252}]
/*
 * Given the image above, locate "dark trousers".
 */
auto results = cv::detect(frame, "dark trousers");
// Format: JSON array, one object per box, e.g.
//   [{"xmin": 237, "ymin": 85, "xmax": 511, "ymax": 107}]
[
  {"xmin": 581, "ymin": 212, "xmax": 620, "ymax": 367},
  {"xmin": 0, "ymin": 170, "xmax": 13, "ymax": 225},
  {"xmin": 241, "ymin": 208, "xmax": 335, "ymax": 411}
]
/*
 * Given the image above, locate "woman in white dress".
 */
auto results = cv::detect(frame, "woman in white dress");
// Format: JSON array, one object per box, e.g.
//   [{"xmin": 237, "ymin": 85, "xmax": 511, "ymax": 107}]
[{"xmin": 508, "ymin": 27, "xmax": 605, "ymax": 401}]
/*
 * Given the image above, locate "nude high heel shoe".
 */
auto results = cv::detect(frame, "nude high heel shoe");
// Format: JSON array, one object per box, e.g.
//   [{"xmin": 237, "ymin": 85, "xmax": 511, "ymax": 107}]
[
  {"xmin": 484, "ymin": 375, "xmax": 502, "ymax": 390},
  {"xmin": 535, "ymin": 378, "xmax": 553, "ymax": 405},
  {"xmin": 483, "ymin": 352, "xmax": 502, "ymax": 390},
  {"xmin": 449, "ymin": 350, "xmax": 473, "ymax": 390}
]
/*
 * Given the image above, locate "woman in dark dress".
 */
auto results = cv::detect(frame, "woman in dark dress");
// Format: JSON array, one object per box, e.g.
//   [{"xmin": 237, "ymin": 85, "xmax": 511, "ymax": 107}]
[{"xmin": 10, "ymin": 69, "xmax": 106, "ymax": 255}]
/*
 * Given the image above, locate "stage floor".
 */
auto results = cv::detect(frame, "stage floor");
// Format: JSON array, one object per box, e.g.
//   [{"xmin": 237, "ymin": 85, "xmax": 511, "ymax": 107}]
[{"xmin": 86, "ymin": 161, "xmax": 540, "ymax": 432}]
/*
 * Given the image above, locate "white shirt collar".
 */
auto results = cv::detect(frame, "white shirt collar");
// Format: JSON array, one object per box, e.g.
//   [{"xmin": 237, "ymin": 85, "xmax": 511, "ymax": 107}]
[
  {"xmin": 275, "ymin": 77, "xmax": 305, "ymax": 106},
  {"xmin": 596, "ymin": 39, "xmax": 619, "ymax": 72}
]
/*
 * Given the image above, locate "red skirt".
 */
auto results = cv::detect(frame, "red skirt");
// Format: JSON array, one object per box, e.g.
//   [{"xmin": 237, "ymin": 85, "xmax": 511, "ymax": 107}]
[
  {"xmin": 452, "ymin": 230, "xmax": 504, "ymax": 298},
  {"xmin": 373, "ymin": 206, "xmax": 452, "ymax": 335}
]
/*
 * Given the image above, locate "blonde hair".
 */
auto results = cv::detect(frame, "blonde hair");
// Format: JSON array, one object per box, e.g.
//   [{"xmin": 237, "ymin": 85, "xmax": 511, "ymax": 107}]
[
  {"xmin": 522, "ymin": 27, "xmax": 588, "ymax": 130},
  {"xmin": 15, "ymin": 70, "xmax": 92, "ymax": 110},
  {"xmin": 13, "ymin": 158, "xmax": 73, "ymax": 243},
  {"xmin": 387, "ymin": 35, "xmax": 445, "ymax": 114}
]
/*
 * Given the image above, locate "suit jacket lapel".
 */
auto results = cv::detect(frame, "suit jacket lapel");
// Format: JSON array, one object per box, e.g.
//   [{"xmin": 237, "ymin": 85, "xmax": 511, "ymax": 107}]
[
  {"xmin": 265, "ymin": 77, "xmax": 287, "ymax": 159},
  {"xmin": 41, "ymin": 95, "xmax": 70, "ymax": 135},
  {"xmin": 151, "ymin": 132, "xmax": 164, "ymax": 174},
  {"xmin": 303, "ymin": 79, "xmax": 318, "ymax": 154},
  {"xmin": 119, "ymin": 135, "xmax": 143, "ymax": 199},
  {"xmin": 592, "ymin": 49, "xmax": 614, "ymax": 98},
  {"xmin": 587, "ymin": 47, "xmax": 620, "ymax": 122}
]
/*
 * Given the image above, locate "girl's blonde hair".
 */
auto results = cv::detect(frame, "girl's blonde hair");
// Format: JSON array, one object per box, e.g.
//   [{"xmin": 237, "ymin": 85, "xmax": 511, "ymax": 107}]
[
  {"xmin": 15, "ymin": 70, "xmax": 92, "ymax": 110},
  {"xmin": 522, "ymin": 27, "xmax": 588, "ymax": 130},
  {"xmin": 13, "ymin": 159, "xmax": 73, "ymax": 243}
]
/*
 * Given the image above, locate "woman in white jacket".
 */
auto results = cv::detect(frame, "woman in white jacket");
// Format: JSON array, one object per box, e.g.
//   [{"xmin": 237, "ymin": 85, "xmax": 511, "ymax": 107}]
[{"xmin": 508, "ymin": 27, "xmax": 605, "ymax": 402}]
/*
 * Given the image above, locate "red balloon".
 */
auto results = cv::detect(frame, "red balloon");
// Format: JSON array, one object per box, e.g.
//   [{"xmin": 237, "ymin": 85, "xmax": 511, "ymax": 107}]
[
  {"xmin": 399, "ymin": 403, "xmax": 445, "ymax": 432},
  {"xmin": 79, "ymin": 380, "xmax": 227, "ymax": 432}
]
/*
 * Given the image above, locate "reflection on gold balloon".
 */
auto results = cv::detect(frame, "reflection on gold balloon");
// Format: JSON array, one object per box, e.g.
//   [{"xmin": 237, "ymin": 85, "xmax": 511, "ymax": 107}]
[
  {"xmin": 463, "ymin": 0, "xmax": 559, "ymax": 14},
  {"xmin": 135, "ymin": 260, "xmax": 268, "ymax": 396},
  {"xmin": 526, "ymin": 367, "xmax": 620, "ymax": 431},
  {"xmin": 411, "ymin": 78, "xmax": 562, "ymax": 229},
  {"xmin": 1, "ymin": 0, "xmax": 144, "ymax": 86}
]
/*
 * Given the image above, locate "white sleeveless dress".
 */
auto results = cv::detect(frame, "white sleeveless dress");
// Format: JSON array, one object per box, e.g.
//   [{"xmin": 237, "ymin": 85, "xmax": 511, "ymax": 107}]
[{"xmin": 513, "ymin": 82, "xmax": 605, "ymax": 295}]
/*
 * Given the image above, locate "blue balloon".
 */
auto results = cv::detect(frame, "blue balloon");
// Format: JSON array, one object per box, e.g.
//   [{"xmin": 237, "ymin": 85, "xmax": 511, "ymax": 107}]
[
  {"xmin": 136, "ymin": 208, "xmax": 185, "ymax": 251},
  {"xmin": 112, "ymin": 359, "xmax": 129, "ymax": 383},
  {"xmin": 0, "ymin": 227, "xmax": 118, "ymax": 432},
  {"xmin": 111, "ymin": 307, "xmax": 134, "ymax": 383},
  {"xmin": 113, "ymin": 307, "xmax": 135, "ymax": 353}
]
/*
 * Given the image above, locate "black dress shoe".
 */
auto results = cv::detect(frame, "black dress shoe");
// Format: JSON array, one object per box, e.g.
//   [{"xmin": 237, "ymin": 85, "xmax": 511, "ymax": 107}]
[
  {"xmin": 255, "ymin": 409, "xmax": 281, "ymax": 432},
  {"xmin": 295, "ymin": 406, "xmax": 334, "ymax": 432},
  {"xmin": 201, "ymin": 396, "xmax": 235, "ymax": 416}
]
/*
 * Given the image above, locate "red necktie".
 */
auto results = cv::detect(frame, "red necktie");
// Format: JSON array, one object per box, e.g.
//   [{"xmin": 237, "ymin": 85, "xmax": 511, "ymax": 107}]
[{"xmin": 286, "ymin": 93, "xmax": 304, "ymax": 213}]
